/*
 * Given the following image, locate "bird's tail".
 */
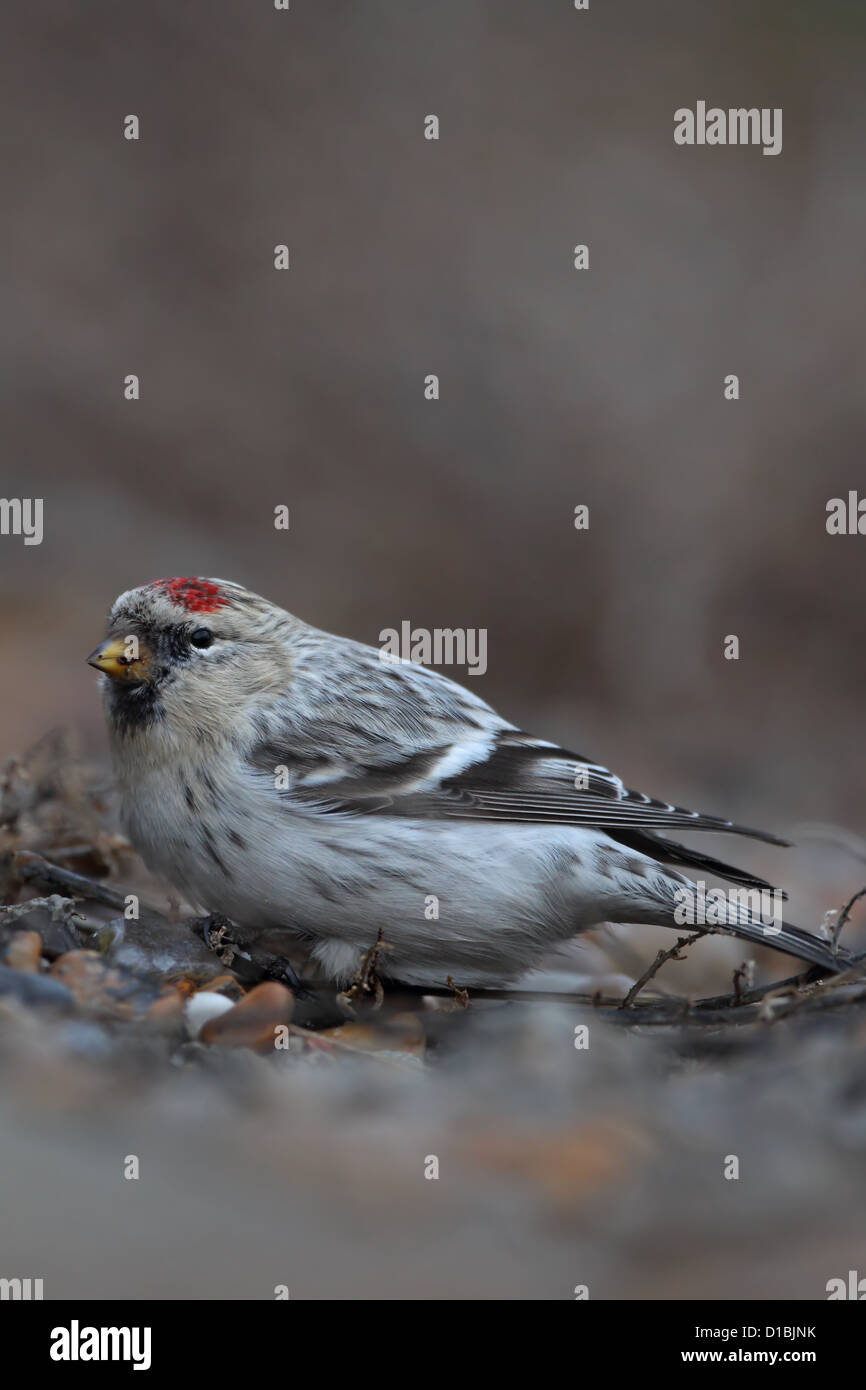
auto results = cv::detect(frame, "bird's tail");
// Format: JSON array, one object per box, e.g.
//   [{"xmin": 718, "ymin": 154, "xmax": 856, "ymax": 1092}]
[
  {"xmin": 671, "ymin": 883, "xmax": 849, "ymax": 974},
  {"xmin": 715, "ymin": 915, "xmax": 849, "ymax": 974}
]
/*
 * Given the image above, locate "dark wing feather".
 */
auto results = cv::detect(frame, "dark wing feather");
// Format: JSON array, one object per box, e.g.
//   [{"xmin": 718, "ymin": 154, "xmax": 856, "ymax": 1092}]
[
  {"xmin": 430, "ymin": 740, "xmax": 788, "ymax": 844},
  {"xmin": 611, "ymin": 828, "xmax": 787, "ymax": 899},
  {"xmin": 282, "ymin": 731, "xmax": 789, "ymax": 849}
]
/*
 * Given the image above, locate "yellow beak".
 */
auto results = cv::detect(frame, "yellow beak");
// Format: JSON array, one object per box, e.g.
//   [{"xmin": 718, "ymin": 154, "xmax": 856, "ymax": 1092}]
[{"xmin": 86, "ymin": 636, "xmax": 152, "ymax": 683}]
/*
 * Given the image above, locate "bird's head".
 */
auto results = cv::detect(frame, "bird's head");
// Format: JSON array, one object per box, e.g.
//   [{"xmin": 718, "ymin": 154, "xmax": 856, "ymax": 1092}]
[{"xmin": 87, "ymin": 577, "xmax": 298, "ymax": 737}]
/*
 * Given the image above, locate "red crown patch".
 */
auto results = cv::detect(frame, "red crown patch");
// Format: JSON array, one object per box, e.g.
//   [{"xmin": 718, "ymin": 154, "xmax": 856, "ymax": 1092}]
[{"xmin": 150, "ymin": 577, "xmax": 229, "ymax": 614}]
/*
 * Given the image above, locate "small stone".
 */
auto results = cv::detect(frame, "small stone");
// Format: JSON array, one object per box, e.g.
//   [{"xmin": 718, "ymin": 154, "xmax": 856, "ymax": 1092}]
[
  {"xmin": 200, "ymin": 981, "xmax": 294, "ymax": 1051},
  {"xmin": 12, "ymin": 906, "xmax": 83, "ymax": 959},
  {"xmin": 5, "ymin": 930, "xmax": 42, "ymax": 973},
  {"xmin": 184, "ymin": 990, "xmax": 235, "ymax": 1039},
  {"xmin": 0, "ymin": 963, "xmax": 74, "ymax": 1011},
  {"xmin": 92, "ymin": 918, "xmax": 126, "ymax": 955},
  {"xmin": 146, "ymin": 988, "xmax": 186, "ymax": 1033},
  {"xmin": 170, "ymin": 976, "xmax": 200, "ymax": 998},
  {"xmin": 49, "ymin": 950, "xmax": 137, "ymax": 1017}
]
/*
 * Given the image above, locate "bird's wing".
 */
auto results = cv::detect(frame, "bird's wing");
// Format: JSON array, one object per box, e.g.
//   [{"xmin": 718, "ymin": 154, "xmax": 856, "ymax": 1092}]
[
  {"xmin": 387, "ymin": 732, "xmax": 788, "ymax": 844},
  {"xmin": 250, "ymin": 642, "xmax": 786, "ymax": 845},
  {"xmin": 303, "ymin": 733, "xmax": 783, "ymax": 839}
]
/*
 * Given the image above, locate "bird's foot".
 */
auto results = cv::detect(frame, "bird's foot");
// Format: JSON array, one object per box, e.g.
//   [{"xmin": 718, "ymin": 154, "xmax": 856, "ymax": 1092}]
[
  {"xmin": 336, "ymin": 927, "xmax": 390, "ymax": 1018},
  {"xmin": 196, "ymin": 913, "xmax": 312, "ymax": 999}
]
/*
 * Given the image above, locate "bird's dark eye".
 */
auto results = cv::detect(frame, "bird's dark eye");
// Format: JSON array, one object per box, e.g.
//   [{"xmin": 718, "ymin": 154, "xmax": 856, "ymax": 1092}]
[{"xmin": 189, "ymin": 627, "xmax": 214, "ymax": 649}]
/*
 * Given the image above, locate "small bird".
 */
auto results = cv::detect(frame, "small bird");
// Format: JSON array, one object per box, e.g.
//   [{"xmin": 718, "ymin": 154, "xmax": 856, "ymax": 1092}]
[{"xmin": 88, "ymin": 577, "xmax": 844, "ymax": 987}]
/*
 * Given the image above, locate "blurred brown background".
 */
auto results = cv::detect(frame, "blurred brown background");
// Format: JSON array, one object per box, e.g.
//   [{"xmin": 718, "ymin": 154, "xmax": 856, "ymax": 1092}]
[{"xmin": 3, "ymin": 0, "xmax": 865, "ymax": 920}]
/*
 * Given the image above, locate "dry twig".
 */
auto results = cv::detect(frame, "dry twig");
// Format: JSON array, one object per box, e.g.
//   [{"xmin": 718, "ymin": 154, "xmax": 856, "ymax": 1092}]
[
  {"xmin": 446, "ymin": 976, "xmax": 471, "ymax": 1009},
  {"xmin": 832, "ymin": 885, "xmax": 866, "ymax": 950},
  {"xmin": 0, "ymin": 894, "xmax": 84, "ymax": 926},
  {"xmin": 731, "ymin": 959, "xmax": 755, "ymax": 1005},
  {"xmin": 619, "ymin": 931, "xmax": 709, "ymax": 1009}
]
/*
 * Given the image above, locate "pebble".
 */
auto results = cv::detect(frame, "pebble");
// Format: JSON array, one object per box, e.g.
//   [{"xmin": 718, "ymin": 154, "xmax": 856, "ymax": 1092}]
[
  {"xmin": 184, "ymin": 990, "xmax": 235, "ymax": 1040},
  {"xmin": 0, "ymin": 963, "xmax": 74, "ymax": 1011},
  {"xmin": 50, "ymin": 950, "xmax": 137, "ymax": 1017},
  {"xmin": 146, "ymin": 988, "xmax": 186, "ymax": 1034},
  {"xmin": 200, "ymin": 981, "xmax": 294, "ymax": 1051},
  {"xmin": 92, "ymin": 918, "xmax": 126, "ymax": 955},
  {"xmin": 5, "ymin": 929, "xmax": 42, "ymax": 972}
]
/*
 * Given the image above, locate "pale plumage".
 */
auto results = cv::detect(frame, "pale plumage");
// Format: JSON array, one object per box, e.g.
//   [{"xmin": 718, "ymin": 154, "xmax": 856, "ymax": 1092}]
[{"xmin": 87, "ymin": 577, "xmax": 847, "ymax": 986}]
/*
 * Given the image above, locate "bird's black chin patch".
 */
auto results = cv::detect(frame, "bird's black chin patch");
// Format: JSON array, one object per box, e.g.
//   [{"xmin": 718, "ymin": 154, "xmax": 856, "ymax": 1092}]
[{"xmin": 106, "ymin": 676, "xmax": 166, "ymax": 734}]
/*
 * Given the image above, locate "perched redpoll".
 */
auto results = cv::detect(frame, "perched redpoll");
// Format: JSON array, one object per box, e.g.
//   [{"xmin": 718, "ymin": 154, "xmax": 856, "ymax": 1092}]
[{"xmin": 87, "ymin": 577, "xmax": 845, "ymax": 986}]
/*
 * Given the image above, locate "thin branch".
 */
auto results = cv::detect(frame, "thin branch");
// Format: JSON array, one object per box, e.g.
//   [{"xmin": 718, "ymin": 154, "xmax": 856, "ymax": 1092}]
[
  {"xmin": 12, "ymin": 850, "xmax": 127, "ymax": 912},
  {"xmin": 0, "ymin": 894, "xmax": 84, "ymax": 926},
  {"xmin": 731, "ymin": 959, "xmax": 755, "ymax": 1005},
  {"xmin": 833, "ymin": 885, "xmax": 866, "ymax": 949},
  {"xmin": 619, "ymin": 931, "xmax": 708, "ymax": 1009}
]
